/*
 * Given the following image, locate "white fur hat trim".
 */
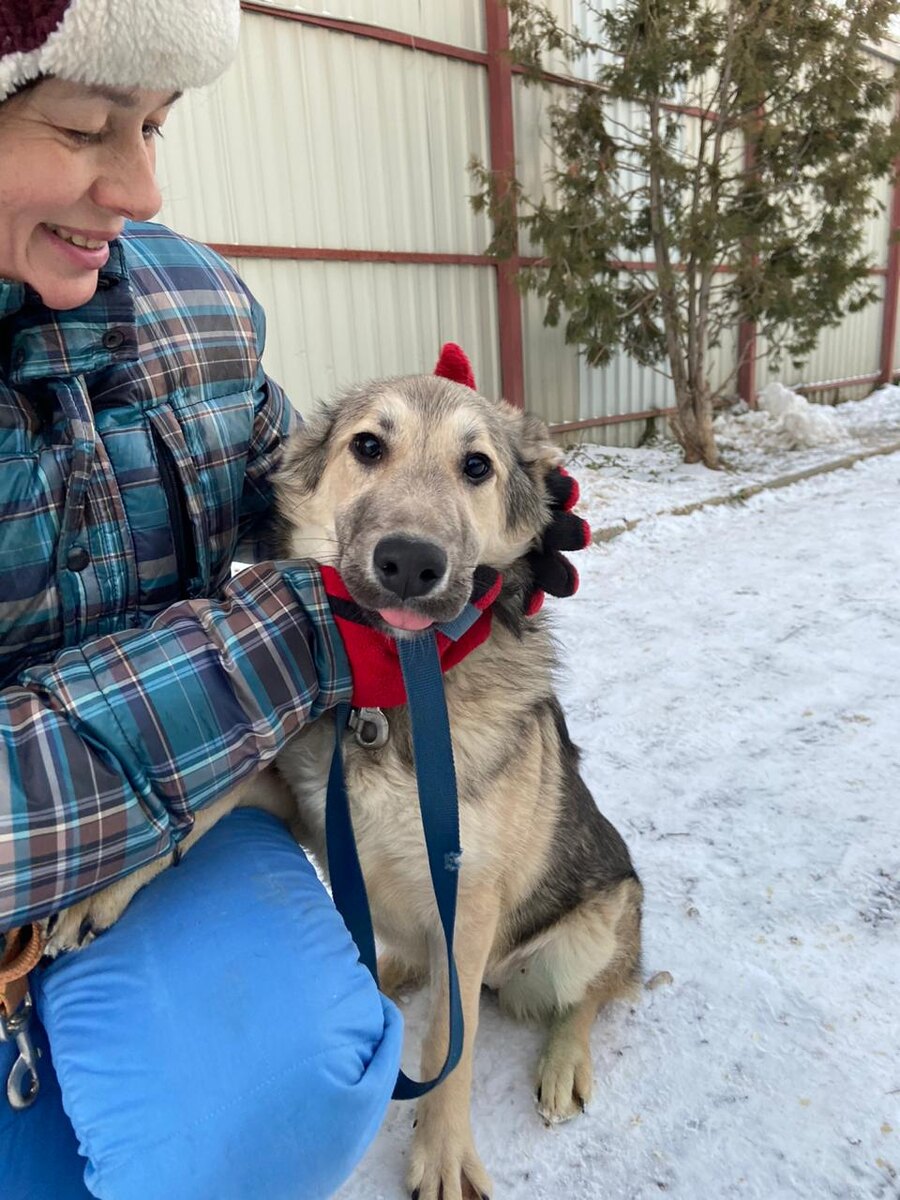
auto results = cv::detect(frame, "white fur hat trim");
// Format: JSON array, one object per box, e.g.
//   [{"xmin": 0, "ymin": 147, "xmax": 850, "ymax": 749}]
[{"xmin": 0, "ymin": 0, "xmax": 241, "ymax": 103}]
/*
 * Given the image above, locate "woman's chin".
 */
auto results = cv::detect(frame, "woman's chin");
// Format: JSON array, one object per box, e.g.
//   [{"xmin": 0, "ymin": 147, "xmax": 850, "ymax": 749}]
[{"xmin": 33, "ymin": 271, "xmax": 101, "ymax": 311}]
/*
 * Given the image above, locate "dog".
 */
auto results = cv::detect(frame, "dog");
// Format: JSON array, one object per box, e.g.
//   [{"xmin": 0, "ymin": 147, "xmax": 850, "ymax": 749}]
[{"xmin": 47, "ymin": 368, "xmax": 643, "ymax": 1199}]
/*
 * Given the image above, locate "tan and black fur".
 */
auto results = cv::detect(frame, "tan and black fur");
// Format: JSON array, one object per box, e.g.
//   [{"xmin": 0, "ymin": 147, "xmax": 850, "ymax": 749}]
[{"xmin": 48, "ymin": 374, "xmax": 642, "ymax": 1200}]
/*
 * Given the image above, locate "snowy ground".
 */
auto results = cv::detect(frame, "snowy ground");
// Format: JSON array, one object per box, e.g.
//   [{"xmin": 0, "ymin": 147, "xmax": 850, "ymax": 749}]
[
  {"xmin": 570, "ymin": 383, "xmax": 900, "ymax": 533},
  {"xmin": 337, "ymin": 426, "xmax": 900, "ymax": 1198}
]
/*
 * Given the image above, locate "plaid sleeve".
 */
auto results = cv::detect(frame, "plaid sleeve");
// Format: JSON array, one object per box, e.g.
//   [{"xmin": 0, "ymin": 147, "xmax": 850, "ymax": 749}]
[
  {"xmin": 234, "ymin": 296, "xmax": 302, "ymax": 563},
  {"xmin": 0, "ymin": 563, "xmax": 350, "ymax": 930}
]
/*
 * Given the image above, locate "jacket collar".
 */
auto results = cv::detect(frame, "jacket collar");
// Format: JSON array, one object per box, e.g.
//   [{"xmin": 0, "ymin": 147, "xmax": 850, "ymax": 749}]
[
  {"xmin": 0, "ymin": 278, "xmax": 25, "ymax": 322},
  {"xmin": 2, "ymin": 238, "xmax": 138, "ymax": 384}
]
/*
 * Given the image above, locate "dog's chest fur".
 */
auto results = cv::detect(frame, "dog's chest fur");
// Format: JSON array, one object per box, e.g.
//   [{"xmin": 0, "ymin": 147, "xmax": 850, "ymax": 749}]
[{"xmin": 277, "ymin": 613, "xmax": 558, "ymax": 965}]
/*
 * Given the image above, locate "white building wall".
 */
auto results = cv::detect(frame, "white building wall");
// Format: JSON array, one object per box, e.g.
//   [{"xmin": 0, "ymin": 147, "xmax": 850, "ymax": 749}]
[
  {"xmin": 221, "ymin": 257, "xmax": 500, "ymax": 409},
  {"xmin": 154, "ymin": 2, "xmax": 898, "ymax": 439},
  {"xmin": 245, "ymin": 0, "xmax": 487, "ymax": 53},
  {"xmin": 157, "ymin": 8, "xmax": 495, "ymax": 412}
]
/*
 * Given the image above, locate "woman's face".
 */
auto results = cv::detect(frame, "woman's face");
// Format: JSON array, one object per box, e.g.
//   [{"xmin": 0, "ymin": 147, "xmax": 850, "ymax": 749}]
[{"xmin": 0, "ymin": 79, "xmax": 179, "ymax": 310}]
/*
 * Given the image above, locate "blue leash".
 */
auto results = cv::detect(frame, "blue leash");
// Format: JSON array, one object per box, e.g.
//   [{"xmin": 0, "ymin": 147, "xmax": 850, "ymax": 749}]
[{"xmin": 326, "ymin": 627, "xmax": 466, "ymax": 1100}]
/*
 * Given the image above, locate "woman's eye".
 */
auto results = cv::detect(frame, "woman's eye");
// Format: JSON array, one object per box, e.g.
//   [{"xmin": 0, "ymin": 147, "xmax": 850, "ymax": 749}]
[
  {"xmin": 351, "ymin": 432, "xmax": 384, "ymax": 463},
  {"xmin": 142, "ymin": 123, "xmax": 164, "ymax": 141},
  {"xmin": 62, "ymin": 128, "xmax": 102, "ymax": 145},
  {"xmin": 463, "ymin": 453, "xmax": 493, "ymax": 483}
]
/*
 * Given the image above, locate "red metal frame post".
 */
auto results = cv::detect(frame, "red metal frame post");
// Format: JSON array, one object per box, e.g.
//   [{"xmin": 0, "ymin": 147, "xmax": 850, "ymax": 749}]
[
  {"xmin": 484, "ymin": 0, "xmax": 525, "ymax": 407},
  {"xmin": 736, "ymin": 323, "xmax": 757, "ymax": 408},
  {"xmin": 737, "ymin": 105, "xmax": 762, "ymax": 409},
  {"xmin": 879, "ymin": 121, "xmax": 900, "ymax": 386}
]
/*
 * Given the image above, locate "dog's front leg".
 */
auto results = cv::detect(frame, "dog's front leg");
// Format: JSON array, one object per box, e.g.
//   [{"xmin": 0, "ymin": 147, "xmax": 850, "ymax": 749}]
[
  {"xmin": 44, "ymin": 770, "xmax": 294, "ymax": 956},
  {"xmin": 407, "ymin": 886, "xmax": 500, "ymax": 1200}
]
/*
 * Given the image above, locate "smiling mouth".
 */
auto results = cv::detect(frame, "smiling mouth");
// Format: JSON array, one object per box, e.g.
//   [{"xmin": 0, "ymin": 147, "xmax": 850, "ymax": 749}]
[{"xmin": 43, "ymin": 223, "xmax": 109, "ymax": 250}]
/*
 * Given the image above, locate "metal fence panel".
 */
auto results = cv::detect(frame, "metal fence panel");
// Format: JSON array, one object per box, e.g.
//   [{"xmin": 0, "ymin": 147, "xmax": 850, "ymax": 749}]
[
  {"xmin": 521, "ymin": 293, "xmax": 581, "ymax": 425},
  {"xmin": 150, "ymin": 1, "xmax": 898, "ymax": 439},
  {"xmin": 243, "ymin": 0, "xmax": 486, "ymax": 52},
  {"xmin": 158, "ymin": 12, "xmax": 491, "ymax": 254},
  {"xmin": 216, "ymin": 257, "xmax": 500, "ymax": 415},
  {"xmin": 756, "ymin": 282, "xmax": 887, "ymax": 398},
  {"xmin": 156, "ymin": 7, "xmax": 497, "ymax": 411}
]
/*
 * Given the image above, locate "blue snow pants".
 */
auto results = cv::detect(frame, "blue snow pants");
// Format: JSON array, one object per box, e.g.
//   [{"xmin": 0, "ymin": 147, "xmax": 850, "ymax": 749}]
[{"xmin": 0, "ymin": 809, "xmax": 402, "ymax": 1199}]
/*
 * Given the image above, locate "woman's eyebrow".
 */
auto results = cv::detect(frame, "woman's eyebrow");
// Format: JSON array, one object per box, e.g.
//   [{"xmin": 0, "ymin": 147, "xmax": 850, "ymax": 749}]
[{"xmin": 80, "ymin": 85, "xmax": 183, "ymax": 109}]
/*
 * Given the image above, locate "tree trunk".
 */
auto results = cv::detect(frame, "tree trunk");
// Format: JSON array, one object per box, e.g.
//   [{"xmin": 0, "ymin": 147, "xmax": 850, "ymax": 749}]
[
  {"xmin": 645, "ymin": 95, "xmax": 722, "ymax": 471},
  {"xmin": 671, "ymin": 383, "xmax": 720, "ymax": 469}
]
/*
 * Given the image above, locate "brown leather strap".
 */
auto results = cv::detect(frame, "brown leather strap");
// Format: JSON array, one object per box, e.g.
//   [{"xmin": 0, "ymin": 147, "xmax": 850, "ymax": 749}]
[{"xmin": 0, "ymin": 925, "xmax": 45, "ymax": 1019}]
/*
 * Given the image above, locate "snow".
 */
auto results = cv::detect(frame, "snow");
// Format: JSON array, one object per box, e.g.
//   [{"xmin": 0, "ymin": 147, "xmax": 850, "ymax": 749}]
[
  {"xmin": 336, "ymin": 415, "xmax": 900, "ymax": 1198},
  {"xmin": 570, "ymin": 383, "xmax": 900, "ymax": 533},
  {"xmin": 716, "ymin": 381, "xmax": 846, "ymax": 451}
]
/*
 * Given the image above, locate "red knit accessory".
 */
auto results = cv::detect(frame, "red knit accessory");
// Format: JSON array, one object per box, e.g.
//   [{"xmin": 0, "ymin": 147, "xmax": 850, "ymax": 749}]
[{"xmin": 434, "ymin": 342, "xmax": 476, "ymax": 389}]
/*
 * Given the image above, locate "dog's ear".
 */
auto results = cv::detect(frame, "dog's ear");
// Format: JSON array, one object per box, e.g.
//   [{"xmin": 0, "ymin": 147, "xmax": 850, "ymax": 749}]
[
  {"xmin": 499, "ymin": 407, "xmax": 562, "ymax": 546},
  {"xmin": 274, "ymin": 409, "xmax": 334, "ymax": 504},
  {"xmin": 517, "ymin": 411, "xmax": 562, "ymax": 480}
]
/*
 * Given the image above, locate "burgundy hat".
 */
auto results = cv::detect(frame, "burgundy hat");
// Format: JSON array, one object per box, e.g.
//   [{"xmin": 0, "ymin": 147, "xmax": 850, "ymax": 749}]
[{"xmin": 0, "ymin": 0, "xmax": 241, "ymax": 103}]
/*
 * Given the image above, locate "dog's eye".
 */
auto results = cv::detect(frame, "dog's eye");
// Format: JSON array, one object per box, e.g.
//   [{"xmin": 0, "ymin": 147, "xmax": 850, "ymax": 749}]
[
  {"xmin": 351, "ymin": 432, "xmax": 384, "ymax": 463},
  {"xmin": 463, "ymin": 453, "xmax": 492, "ymax": 483}
]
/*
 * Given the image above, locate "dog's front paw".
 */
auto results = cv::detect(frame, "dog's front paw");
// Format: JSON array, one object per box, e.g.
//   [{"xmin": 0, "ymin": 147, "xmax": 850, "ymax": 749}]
[
  {"xmin": 43, "ymin": 874, "xmax": 151, "ymax": 958},
  {"xmin": 43, "ymin": 892, "xmax": 122, "ymax": 958},
  {"xmin": 42, "ymin": 847, "xmax": 182, "ymax": 958},
  {"xmin": 535, "ymin": 1037, "xmax": 593, "ymax": 1124},
  {"xmin": 40, "ymin": 905, "xmax": 95, "ymax": 958},
  {"xmin": 406, "ymin": 1120, "xmax": 493, "ymax": 1200}
]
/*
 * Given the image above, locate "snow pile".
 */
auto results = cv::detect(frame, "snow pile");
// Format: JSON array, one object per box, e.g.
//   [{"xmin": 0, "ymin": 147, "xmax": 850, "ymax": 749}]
[
  {"xmin": 715, "ymin": 382, "xmax": 848, "ymax": 453},
  {"xmin": 837, "ymin": 382, "xmax": 900, "ymax": 439}
]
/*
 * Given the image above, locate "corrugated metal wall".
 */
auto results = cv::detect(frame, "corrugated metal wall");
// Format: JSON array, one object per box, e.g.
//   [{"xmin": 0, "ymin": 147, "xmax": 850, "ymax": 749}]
[
  {"xmin": 220, "ymin": 257, "xmax": 500, "ymax": 409},
  {"xmin": 247, "ymin": 0, "xmax": 486, "ymax": 53},
  {"xmin": 155, "ymin": 1, "xmax": 899, "ymax": 443},
  {"xmin": 755, "ymin": 140, "xmax": 893, "ymax": 399},
  {"xmin": 157, "ymin": 8, "xmax": 498, "ymax": 411},
  {"xmin": 160, "ymin": 23, "xmax": 489, "ymax": 253}
]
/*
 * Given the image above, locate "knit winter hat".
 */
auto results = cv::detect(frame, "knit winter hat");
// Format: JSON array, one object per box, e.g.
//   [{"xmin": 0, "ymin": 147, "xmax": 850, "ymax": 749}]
[{"xmin": 0, "ymin": 0, "xmax": 241, "ymax": 104}]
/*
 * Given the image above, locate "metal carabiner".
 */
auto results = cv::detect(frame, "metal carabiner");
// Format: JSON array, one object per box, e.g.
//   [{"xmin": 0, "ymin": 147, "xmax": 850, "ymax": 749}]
[
  {"xmin": 1, "ymin": 991, "xmax": 40, "ymax": 1110},
  {"xmin": 348, "ymin": 706, "xmax": 390, "ymax": 749}
]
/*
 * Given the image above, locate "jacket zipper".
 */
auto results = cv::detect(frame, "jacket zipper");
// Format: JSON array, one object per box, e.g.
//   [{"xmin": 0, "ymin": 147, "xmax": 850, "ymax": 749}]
[{"xmin": 150, "ymin": 426, "xmax": 197, "ymax": 594}]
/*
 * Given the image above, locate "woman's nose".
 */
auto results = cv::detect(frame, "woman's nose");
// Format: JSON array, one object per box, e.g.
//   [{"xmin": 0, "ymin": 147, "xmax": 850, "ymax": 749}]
[{"xmin": 90, "ymin": 143, "xmax": 162, "ymax": 223}]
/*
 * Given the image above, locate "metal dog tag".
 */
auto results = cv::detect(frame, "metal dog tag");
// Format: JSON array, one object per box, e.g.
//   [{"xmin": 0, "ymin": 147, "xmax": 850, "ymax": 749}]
[{"xmin": 348, "ymin": 706, "xmax": 390, "ymax": 749}]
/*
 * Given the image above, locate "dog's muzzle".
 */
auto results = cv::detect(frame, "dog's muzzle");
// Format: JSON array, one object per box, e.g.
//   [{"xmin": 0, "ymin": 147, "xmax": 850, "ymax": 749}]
[{"xmin": 373, "ymin": 536, "xmax": 448, "ymax": 600}]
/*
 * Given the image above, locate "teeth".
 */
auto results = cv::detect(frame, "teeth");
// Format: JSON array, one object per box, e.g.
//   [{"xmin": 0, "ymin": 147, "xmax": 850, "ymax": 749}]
[{"xmin": 46, "ymin": 223, "xmax": 106, "ymax": 250}]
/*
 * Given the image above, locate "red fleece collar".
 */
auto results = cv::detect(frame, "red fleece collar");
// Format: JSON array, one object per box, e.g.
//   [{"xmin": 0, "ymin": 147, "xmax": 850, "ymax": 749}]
[{"xmin": 320, "ymin": 565, "xmax": 502, "ymax": 709}]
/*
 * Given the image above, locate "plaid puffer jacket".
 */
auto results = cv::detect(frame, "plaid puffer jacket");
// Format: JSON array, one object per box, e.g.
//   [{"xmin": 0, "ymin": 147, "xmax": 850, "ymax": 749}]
[{"xmin": 0, "ymin": 223, "xmax": 350, "ymax": 930}]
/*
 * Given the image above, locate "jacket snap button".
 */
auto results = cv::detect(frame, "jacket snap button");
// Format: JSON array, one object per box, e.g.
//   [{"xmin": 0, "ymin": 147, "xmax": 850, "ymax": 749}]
[
  {"xmin": 66, "ymin": 545, "xmax": 90, "ymax": 572},
  {"xmin": 102, "ymin": 329, "xmax": 126, "ymax": 351}
]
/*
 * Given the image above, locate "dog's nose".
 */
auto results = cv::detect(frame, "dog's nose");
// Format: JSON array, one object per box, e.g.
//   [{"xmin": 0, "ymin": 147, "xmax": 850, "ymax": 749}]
[{"xmin": 373, "ymin": 536, "xmax": 448, "ymax": 600}]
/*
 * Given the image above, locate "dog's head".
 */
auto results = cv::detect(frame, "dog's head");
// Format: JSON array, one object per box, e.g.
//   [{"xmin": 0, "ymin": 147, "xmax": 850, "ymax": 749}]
[{"xmin": 275, "ymin": 374, "xmax": 560, "ymax": 637}]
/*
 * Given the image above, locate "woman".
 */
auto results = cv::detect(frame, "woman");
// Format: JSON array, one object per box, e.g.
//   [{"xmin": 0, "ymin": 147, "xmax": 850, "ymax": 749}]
[
  {"xmin": 0, "ymin": 4, "xmax": 584, "ymax": 1197},
  {"xmin": 0, "ymin": 5, "xmax": 405, "ymax": 1196}
]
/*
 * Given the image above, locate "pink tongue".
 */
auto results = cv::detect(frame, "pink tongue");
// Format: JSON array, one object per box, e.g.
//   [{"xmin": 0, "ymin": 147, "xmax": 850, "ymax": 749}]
[{"xmin": 378, "ymin": 608, "xmax": 434, "ymax": 632}]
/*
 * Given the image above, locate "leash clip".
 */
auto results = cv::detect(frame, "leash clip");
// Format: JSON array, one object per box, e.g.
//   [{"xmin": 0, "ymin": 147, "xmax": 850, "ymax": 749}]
[
  {"xmin": 0, "ymin": 991, "xmax": 40, "ymax": 1110},
  {"xmin": 348, "ymin": 706, "xmax": 390, "ymax": 749}
]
